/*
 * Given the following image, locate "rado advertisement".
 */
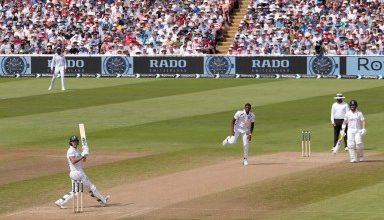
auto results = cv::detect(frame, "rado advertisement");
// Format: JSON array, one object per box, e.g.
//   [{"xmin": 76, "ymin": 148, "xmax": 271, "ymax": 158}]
[
  {"xmin": 235, "ymin": 56, "xmax": 307, "ymax": 74},
  {"xmin": 346, "ymin": 57, "xmax": 384, "ymax": 75},
  {"xmin": 31, "ymin": 56, "xmax": 101, "ymax": 76},
  {"xmin": 204, "ymin": 56, "xmax": 235, "ymax": 75},
  {"xmin": 101, "ymin": 56, "xmax": 133, "ymax": 76},
  {"xmin": 307, "ymin": 56, "xmax": 340, "ymax": 75},
  {"xmin": 134, "ymin": 57, "xmax": 203, "ymax": 74},
  {"xmin": 0, "ymin": 56, "xmax": 32, "ymax": 76}
]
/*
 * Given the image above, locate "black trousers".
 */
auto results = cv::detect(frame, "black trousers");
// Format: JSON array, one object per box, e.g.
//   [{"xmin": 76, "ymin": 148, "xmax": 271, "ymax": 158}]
[{"xmin": 333, "ymin": 119, "xmax": 347, "ymax": 147}]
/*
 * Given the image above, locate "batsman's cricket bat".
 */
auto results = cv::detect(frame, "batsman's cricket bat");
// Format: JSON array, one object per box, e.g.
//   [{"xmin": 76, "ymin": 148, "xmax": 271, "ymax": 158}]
[
  {"xmin": 332, "ymin": 132, "xmax": 345, "ymax": 154},
  {"xmin": 79, "ymin": 123, "xmax": 89, "ymax": 155}
]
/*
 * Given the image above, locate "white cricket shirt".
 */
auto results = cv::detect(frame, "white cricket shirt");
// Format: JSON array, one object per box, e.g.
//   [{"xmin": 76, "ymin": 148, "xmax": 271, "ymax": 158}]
[
  {"xmin": 51, "ymin": 54, "xmax": 67, "ymax": 70},
  {"xmin": 234, "ymin": 110, "xmax": 255, "ymax": 132},
  {"xmin": 331, "ymin": 102, "xmax": 349, "ymax": 123},
  {"xmin": 344, "ymin": 110, "xmax": 365, "ymax": 130},
  {"xmin": 67, "ymin": 146, "xmax": 84, "ymax": 172}
]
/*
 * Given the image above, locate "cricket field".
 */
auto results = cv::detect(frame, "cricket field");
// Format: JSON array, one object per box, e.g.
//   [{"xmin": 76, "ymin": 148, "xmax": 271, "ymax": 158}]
[{"xmin": 0, "ymin": 78, "xmax": 384, "ymax": 220}]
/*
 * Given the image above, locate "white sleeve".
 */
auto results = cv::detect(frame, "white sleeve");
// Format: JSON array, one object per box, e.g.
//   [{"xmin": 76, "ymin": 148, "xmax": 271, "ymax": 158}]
[
  {"xmin": 67, "ymin": 148, "xmax": 76, "ymax": 158},
  {"xmin": 330, "ymin": 103, "xmax": 335, "ymax": 123},
  {"xmin": 233, "ymin": 111, "xmax": 240, "ymax": 120},
  {"xmin": 63, "ymin": 56, "xmax": 67, "ymax": 69},
  {"xmin": 359, "ymin": 112, "xmax": 365, "ymax": 121},
  {"xmin": 51, "ymin": 55, "xmax": 56, "ymax": 70}
]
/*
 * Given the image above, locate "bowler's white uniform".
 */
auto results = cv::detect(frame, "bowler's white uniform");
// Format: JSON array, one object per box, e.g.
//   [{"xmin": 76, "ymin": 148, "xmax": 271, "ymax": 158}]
[
  {"xmin": 55, "ymin": 146, "xmax": 109, "ymax": 207},
  {"xmin": 223, "ymin": 109, "xmax": 256, "ymax": 161},
  {"xmin": 344, "ymin": 110, "xmax": 365, "ymax": 162},
  {"xmin": 48, "ymin": 53, "xmax": 67, "ymax": 91}
]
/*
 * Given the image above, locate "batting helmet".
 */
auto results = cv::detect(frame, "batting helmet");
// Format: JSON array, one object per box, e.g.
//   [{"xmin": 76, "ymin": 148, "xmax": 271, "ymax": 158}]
[
  {"xmin": 69, "ymin": 135, "xmax": 79, "ymax": 142},
  {"xmin": 349, "ymin": 100, "xmax": 358, "ymax": 107}
]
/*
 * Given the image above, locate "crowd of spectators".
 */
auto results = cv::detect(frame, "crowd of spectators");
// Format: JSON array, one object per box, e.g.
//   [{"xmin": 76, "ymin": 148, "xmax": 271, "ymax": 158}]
[
  {"xmin": 230, "ymin": 0, "xmax": 384, "ymax": 55},
  {"xmin": 0, "ymin": 0, "xmax": 235, "ymax": 55}
]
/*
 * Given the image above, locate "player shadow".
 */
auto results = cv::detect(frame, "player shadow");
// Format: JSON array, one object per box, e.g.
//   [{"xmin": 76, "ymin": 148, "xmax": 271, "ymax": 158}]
[
  {"xmin": 249, "ymin": 162, "xmax": 286, "ymax": 166},
  {"xmin": 360, "ymin": 159, "xmax": 384, "ymax": 163},
  {"xmin": 87, "ymin": 202, "xmax": 134, "ymax": 208}
]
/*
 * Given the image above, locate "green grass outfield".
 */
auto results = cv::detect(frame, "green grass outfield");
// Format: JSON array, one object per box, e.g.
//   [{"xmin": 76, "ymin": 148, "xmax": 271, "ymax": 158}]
[{"xmin": 0, "ymin": 78, "xmax": 384, "ymax": 219}]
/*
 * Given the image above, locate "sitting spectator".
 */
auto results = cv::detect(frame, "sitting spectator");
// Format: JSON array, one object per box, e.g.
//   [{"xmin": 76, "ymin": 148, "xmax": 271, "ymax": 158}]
[
  {"xmin": 231, "ymin": 0, "xmax": 384, "ymax": 55},
  {"xmin": 0, "ymin": 0, "xmax": 235, "ymax": 55}
]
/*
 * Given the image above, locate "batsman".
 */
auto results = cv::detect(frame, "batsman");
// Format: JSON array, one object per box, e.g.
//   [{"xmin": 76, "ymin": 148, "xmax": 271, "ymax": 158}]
[
  {"xmin": 340, "ymin": 100, "xmax": 367, "ymax": 163},
  {"xmin": 55, "ymin": 135, "xmax": 110, "ymax": 208}
]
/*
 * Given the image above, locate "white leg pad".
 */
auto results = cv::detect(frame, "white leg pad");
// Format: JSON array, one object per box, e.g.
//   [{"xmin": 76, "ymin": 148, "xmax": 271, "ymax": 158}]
[
  {"xmin": 55, "ymin": 192, "xmax": 74, "ymax": 205},
  {"xmin": 356, "ymin": 143, "xmax": 364, "ymax": 161},
  {"xmin": 90, "ymin": 185, "xmax": 107, "ymax": 204}
]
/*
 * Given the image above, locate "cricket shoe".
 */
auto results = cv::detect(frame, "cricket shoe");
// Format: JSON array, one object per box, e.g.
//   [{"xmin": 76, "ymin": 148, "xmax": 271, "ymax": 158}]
[
  {"xmin": 222, "ymin": 136, "xmax": 229, "ymax": 146},
  {"xmin": 100, "ymin": 195, "xmax": 110, "ymax": 206},
  {"xmin": 243, "ymin": 158, "xmax": 248, "ymax": 166},
  {"xmin": 359, "ymin": 157, "xmax": 364, "ymax": 162},
  {"xmin": 344, "ymin": 147, "xmax": 348, "ymax": 151},
  {"xmin": 54, "ymin": 201, "xmax": 66, "ymax": 209}
]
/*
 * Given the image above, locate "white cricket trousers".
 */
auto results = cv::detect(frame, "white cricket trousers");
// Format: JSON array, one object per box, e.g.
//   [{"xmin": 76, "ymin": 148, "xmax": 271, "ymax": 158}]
[
  {"xmin": 48, "ymin": 66, "xmax": 65, "ymax": 90},
  {"xmin": 55, "ymin": 171, "xmax": 107, "ymax": 206},
  {"xmin": 223, "ymin": 130, "xmax": 250, "ymax": 159},
  {"xmin": 347, "ymin": 129, "xmax": 364, "ymax": 162}
]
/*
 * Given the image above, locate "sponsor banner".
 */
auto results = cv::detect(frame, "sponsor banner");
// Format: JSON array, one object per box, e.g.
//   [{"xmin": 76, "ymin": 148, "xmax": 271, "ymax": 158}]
[
  {"xmin": 31, "ymin": 56, "xmax": 101, "ymax": 76},
  {"xmin": 340, "ymin": 75, "xmax": 358, "ymax": 79},
  {"xmin": 0, "ymin": 56, "xmax": 32, "ymax": 76},
  {"xmin": 204, "ymin": 56, "xmax": 235, "ymax": 75},
  {"xmin": 236, "ymin": 74, "xmax": 255, "ymax": 78},
  {"xmin": 134, "ymin": 57, "xmax": 203, "ymax": 74},
  {"xmin": 236, "ymin": 56, "xmax": 307, "ymax": 74},
  {"xmin": 216, "ymin": 74, "xmax": 236, "ymax": 78},
  {"xmin": 347, "ymin": 57, "xmax": 384, "ymax": 75},
  {"xmin": 177, "ymin": 74, "xmax": 199, "ymax": 78},
  {"xmin": 300, "ymin": 74, "xmax": 318, "ymax": 79},
  {"xmin": 307, "ymin": 56, "xmax": 340, "ymax": 75},
  {"xmin": 258, "ymin": 74, "xmax": 278, "ymax": 78},
  {"xmin": 101, "ymin": 56, "xmax": 133, "ymax": 75}
]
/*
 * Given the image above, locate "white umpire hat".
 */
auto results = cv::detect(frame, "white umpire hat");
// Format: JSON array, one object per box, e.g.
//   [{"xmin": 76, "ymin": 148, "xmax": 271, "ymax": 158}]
[{"xmin": 334, "ymin": 93, "xmax": 345, "ymax": 99}]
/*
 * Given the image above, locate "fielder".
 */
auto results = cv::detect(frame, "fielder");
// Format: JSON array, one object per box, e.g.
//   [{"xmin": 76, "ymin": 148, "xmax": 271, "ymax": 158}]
[
  {"xmin": 48, "ymin": 48, "xmax": 67, "ymax": 91},
  {"xmin": 340, "ymin": 100, "xmax": 367, "ymax": 163},
  {"xmin": 331, "ymin": 93, "xmax": 349, "ymax": 152},
  {"xmin": 55, "ymin": 135, "xmax": 110, "ymax": 209},
  {"xmin": 222, "ymin": 103, "xmax": 255, "ymax": 166}
]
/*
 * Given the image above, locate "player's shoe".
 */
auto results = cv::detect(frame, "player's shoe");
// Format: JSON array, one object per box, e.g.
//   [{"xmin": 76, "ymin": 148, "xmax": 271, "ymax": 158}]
[
  {"xmin": 243, "ymin": 158, "xmax": 248, "ymax": 166},
  {"xmin": 54, "ymin": 201, "xmax": 66, "ymax": 209},
  {"xmin": 344, "ymin": 147, "xmax": 348, "ymax": 151},
  {"xmin": 100, "ymin": 195, "xmax": 110, "ymax": 206},
  {"xmin": 48, "ymin": 87, "xmax": 52, "ymax": 91},
  {"xmin": 62, "ymin": 88, "xmax": 66, "ymax": 91},
  {"xmin": 222, "ymin": 136, "xmax": 229, "ymax": 146},
  {"xmin": 359, "ymin": 157, "xmax": 364, "ymax": 162}
]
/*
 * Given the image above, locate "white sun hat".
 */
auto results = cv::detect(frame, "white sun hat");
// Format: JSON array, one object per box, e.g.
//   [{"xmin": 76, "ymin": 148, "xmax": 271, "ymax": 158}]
[{"xmin": 334, "ymin": 93, "xmax": 346, "ymax": 99}]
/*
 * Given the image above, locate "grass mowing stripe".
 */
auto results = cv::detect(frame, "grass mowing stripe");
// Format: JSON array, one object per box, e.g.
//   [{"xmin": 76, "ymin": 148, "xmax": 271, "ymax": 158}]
[
  {"xmin": 140, "ymin": 155, "xmax": 384, "ymax": 220},
  {"xmin": 0, "ymin": 147, "xmax": 236, "ymax": 215},
  {"xmin": 268, "ymin": 182, "xmax": 384, "ymax": 220},
  {"xmin": 1, "ymin": 81, "xmax": 383, "ymax": 148},
  {"xmin": 0, "ymin": 78, "xmax": 157, "ymax": 99},
  {"xmin": 23, "ymin": 87, "xmax": 384, "ymax": 156},
  {"xmin": 0, "ymin": 79, "xmax": 269, "ymax": 118}
]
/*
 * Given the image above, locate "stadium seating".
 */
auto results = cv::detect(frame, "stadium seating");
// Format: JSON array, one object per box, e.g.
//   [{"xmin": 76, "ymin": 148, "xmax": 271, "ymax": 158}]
[{"xmin": 229, "ymin": 0, "xmax": 384, "ymax": 55}]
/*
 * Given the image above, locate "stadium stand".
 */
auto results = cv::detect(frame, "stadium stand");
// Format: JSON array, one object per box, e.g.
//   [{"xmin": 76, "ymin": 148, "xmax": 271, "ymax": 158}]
[
  {"xmin": 230, "ymin": 0, "xmax": 384, "ymax": 55},
  {"xmin": 0, "ymin": 0, "xmax": 237, "ymax": 55}
]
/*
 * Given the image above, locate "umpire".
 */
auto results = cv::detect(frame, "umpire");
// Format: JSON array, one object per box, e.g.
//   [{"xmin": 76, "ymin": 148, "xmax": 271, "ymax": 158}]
[{"xmin": 331, "ymin": 93, "xmax": 349, "ymax": 150}]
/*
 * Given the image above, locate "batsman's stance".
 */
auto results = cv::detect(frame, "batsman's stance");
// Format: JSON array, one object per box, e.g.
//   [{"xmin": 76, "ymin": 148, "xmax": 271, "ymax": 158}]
[
  {"xmin": 222, "ymin": 103, "xmax": 255, "ymax": 166},
  {"xmin": 55, "ymin": 135, "xmax": 110, "ymax": 208},
  {"xmin": 340, "ymin": 100, "xmax": 367, "ymax": 163}
]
